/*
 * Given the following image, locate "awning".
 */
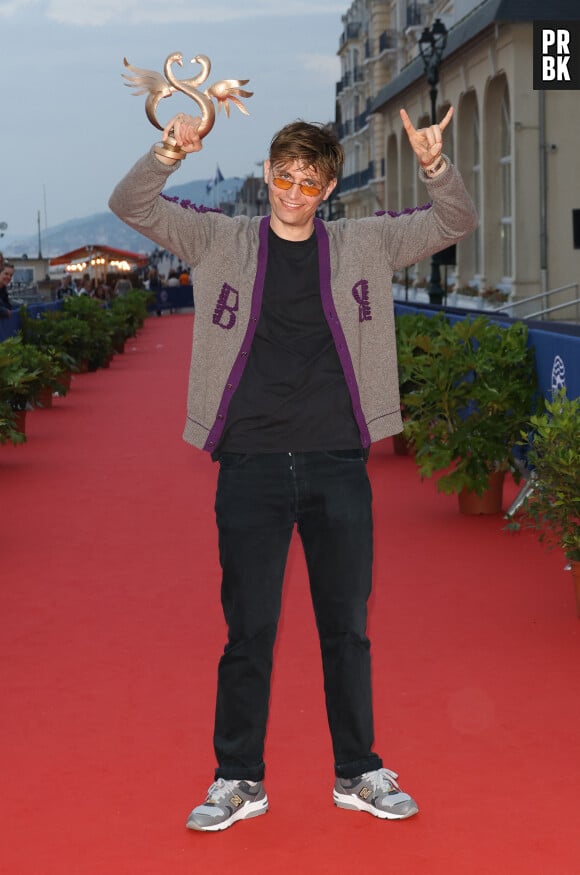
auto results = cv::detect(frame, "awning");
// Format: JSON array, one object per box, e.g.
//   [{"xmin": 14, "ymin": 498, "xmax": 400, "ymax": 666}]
[{"xmin": 49, "ymin": 245, "xmax": 149, "ymax": 269}]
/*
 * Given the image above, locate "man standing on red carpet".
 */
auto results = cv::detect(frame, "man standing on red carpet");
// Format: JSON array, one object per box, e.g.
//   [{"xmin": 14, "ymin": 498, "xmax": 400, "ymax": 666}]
[{"xmin": 109, "ymin": 107, "xmax": 477, "ymax": 832}]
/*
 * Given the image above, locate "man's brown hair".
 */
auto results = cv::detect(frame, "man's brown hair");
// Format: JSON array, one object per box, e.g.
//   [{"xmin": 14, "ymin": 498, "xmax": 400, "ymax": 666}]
[{"xmin": 269, "ymin": 121, "xmax": 344, "ymax": 184}]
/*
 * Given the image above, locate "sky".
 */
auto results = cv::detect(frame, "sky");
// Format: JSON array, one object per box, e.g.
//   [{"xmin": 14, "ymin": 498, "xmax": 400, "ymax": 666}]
[{"xmin": 0, "ymin": 0, "xmax": 345, "ymax": 239}]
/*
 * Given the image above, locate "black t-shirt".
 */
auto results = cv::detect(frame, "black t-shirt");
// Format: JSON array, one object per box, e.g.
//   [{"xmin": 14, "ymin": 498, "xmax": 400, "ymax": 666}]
[{"xmin": 217, "ymin": 228, "xmax": 360, "ymax": 453}]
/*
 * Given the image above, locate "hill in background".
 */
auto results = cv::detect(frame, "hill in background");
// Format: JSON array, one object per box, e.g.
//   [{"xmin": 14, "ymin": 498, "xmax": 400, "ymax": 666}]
[{"xmin": 2, "ymin": 176, "xmax": 244, "ymax": 258}]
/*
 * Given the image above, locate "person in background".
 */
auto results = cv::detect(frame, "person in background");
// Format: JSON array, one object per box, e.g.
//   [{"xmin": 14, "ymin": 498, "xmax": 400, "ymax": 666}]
[
  {"xmin": 78, "ymin": 274, "xmax": 94, "ymax": 296},
  {"xmin": 147, "ymin": 266, "xmax": 161, "ymax": 291},
  {"xmin": 0, "ymin": 263, "xmax": 15, "ymax": 318},
  {"xmin": 92, "ymin": 283, "xmax": 110, "ymax": 306},
  {"xmin": 113, "ymin": 277, "xmax": 132, "ymax": 297},
  {"xmin": 147, "ymin": 266, "xmax": 164, "ymax": 316},
  {"xmin": 56, "ymin": 274, "xmax": 77, "ymax": 299},
  {"xmin": 109, "ymin": 106, "xmax": 477, "ymax": 833}
]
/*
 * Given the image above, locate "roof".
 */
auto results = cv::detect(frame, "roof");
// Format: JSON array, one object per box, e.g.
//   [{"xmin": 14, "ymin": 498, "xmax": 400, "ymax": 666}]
[
  {"xmin": 49, "ymin": 244, "xmax": 149, "ymax": 267},
  {"xmin": 371, "ymin": 0, "xmax": 580, "ymax": 113}
]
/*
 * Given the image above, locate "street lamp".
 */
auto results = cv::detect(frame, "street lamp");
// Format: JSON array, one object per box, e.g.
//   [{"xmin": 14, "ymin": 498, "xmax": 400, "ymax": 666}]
[{"xmin": 418, "ymin": 18, "xmax": 448, "ymax": 304}]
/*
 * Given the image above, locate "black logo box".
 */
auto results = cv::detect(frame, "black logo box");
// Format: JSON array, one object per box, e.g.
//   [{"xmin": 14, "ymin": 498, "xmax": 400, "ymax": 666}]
[{"xmin": 533, "ymin": 21, "xmax": 580, "ymax": 89}]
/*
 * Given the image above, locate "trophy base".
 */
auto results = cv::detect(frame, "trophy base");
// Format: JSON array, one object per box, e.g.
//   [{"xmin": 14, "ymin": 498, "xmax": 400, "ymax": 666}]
[{"xmin": 154, "ymin": 136, "xmax": 187, "ymax": 161}]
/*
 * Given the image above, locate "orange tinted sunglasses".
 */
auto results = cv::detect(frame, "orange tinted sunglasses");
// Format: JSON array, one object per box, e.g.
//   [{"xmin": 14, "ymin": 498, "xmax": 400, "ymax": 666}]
[{"xmin": 271, "ymin": 176, "xmax": 323, "ymax": 197}]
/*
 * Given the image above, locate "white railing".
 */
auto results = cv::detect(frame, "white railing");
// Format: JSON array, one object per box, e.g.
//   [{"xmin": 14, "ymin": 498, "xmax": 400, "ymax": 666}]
[{"xmin": 495, "ymin": 283, "xmax": 580, "ymax": 322}]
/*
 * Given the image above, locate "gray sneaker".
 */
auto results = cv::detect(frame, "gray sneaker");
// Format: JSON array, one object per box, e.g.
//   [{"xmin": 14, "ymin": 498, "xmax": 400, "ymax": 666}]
[
  {"xmin": 333, "ymin": 768, "xmax": 419, "ymax": 820},
  {"xmin": 186, "ymin": 778, "xmax": 268, "ymax": 832}
]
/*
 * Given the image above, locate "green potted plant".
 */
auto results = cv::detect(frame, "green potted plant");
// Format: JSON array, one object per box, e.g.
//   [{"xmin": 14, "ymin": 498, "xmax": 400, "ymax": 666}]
[
  {"xmin": 105, "ymin": 308, "xmax": 132, "ymax": 354},
  {"xmin": 0, "ymin": 397, "xmax": 27, "ymax": 445},
  {"xmin": 19, "ymin": 308, "xmax": 77, "ymax": 395},
  {"xmin": 401, "ymin": 314, "xmax": 538, "ymax": 513},
  {"xmin": 20, "ymin": 307, "xmax": 89, "ymax": 376},
  {"xmin": 7, "ymin": 336, "xmax": 65, "ymax": 409},
  {"xmin": 0, "ymin": 336, "xmax": 42, "ymax": 436},
  {"xmin": 395, "ymin": 311, "xmax": 446, "ymax": 455},
  {"xmin": 110, "ymin": 289, "xmax": 152, "ymax": 338},
  {"xmin": 512, "ymin": 390, "xmax": 580, "ymax": 613},
  {"xmin": 62, "ymin": 296, "xmax": 114, "ymax": 370}
]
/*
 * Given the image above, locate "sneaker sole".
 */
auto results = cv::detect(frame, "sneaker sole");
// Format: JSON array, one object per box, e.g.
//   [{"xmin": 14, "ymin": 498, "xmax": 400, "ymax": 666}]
[
  {"xmin": 333, "ymin": 790, "xmax": 418, "ymax": 820},
  {"xmin": 186, "ymin": 797, "xmax": 269, "ymax": 832}
]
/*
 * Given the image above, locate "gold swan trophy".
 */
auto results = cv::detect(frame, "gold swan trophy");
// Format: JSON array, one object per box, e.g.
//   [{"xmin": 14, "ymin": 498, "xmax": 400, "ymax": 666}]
[{"xmin": 122, "ymin": 52, "xmax": 253, "ymax": 160}]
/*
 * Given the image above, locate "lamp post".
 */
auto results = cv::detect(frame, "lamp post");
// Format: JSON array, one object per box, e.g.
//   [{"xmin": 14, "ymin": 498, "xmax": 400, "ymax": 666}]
[{"xmin": 418, "ymin": 18, "xmax": 448, "ymax": 305}]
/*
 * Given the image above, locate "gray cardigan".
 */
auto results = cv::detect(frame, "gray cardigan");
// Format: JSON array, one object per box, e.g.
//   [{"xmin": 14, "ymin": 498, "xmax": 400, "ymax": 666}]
[{"xmin": 109, "ymin": 149, "xmax": 478, "ymax": 452}]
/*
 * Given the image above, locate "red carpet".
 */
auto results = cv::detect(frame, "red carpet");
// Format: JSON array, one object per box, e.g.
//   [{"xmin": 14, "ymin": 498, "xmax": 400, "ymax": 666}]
[{"xmin": 1, "ymin": 314, "xmax": 579, "ymax": 875}]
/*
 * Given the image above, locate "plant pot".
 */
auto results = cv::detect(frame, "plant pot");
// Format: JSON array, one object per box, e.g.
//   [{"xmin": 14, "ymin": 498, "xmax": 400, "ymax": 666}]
[
  {"xmin": 392, "ymin": 433, "xmax": 414, "ymax": 456},
  {"xmin": 57, "ymin": 371, "xmax": 72, "ymax": 394},
  {"xmin": 458, "ymin": 471, "xmax": 506, "ymax": 515},
  {"xmin": 35, "ymin": 386, "xmax": 53, "ymax": 409},
  {"xmin": 571, "ymin": 562, "xmax": 580, "ymax": 619}
]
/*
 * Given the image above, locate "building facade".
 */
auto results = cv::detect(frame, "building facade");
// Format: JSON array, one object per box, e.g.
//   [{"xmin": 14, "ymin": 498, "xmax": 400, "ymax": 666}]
[{"xmin": 335, "ymin": 0, "xmax": 580, "ymax": 315}]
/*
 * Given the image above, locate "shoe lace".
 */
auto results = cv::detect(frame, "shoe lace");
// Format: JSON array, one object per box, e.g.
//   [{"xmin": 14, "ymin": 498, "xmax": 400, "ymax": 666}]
[
  {"xmin": 205, "ymin": 778, "xmax": 238, "ymax": 803},
  {"xmin": 363, "ymin": 768, "xmax": 401, "ymax": 794}
]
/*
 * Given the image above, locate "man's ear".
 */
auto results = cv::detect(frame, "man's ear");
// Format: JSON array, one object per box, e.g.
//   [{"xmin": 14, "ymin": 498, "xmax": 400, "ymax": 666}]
[
  {"xmin": 263, "ymin": 160, "xmax": 270, "ymax": 184},
  {"xmin": 322, "ymin": 178, "xmax": 338, "ymax": 201}
]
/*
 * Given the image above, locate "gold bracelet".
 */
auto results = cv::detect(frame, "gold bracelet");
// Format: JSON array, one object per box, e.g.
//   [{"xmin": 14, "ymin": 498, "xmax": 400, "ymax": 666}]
[{"xmin": 423, "ymin": 156, "xmax": 446, "ymax": 177}]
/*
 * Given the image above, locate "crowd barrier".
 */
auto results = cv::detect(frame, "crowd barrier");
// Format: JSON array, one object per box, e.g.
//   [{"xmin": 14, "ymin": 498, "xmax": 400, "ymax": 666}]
[
  {"xmin": 0, "ymin": 301, "xmax": 61, "ymax": 343},
  {"xmin": 149, "ymin": 285, "xmax": 194, "ymax": 312}
]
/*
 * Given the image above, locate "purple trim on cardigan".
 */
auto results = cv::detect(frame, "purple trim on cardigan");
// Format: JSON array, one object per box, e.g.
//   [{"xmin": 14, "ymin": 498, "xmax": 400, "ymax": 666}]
[
  {"xmin": 202, "ymin": 216, "xmax": 271, "ymax": 452},
  {"xmin": 374, "ymin": 202, "xmax": 432, "ymax": 217},
  {"xmin": 160, "ymin": 194, "xmax": 223, "ymax": 214},
  {"xmin": 313, "ymin": 218, "xmax": 371, "ymax": 448}
]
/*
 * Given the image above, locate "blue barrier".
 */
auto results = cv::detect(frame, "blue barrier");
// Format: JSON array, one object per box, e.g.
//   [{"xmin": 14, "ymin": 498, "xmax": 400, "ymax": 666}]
[
  {"xmin": 149, "ymin": 285, "xmax": 194, "ymax": 312},
  {"xmin": 394, "ymin": 303, "xmax": 580, "ymax": 402},
  {"xmin": 0, "ymin": 310, "xmax": 20, "ymax": 343},
  {"xmin": 528, "ymin": 324, "xmax": 579, "ymax": 401},
  {"xmin": 0, "ymin": 301, "xmax": 63, "ymax": 343}
]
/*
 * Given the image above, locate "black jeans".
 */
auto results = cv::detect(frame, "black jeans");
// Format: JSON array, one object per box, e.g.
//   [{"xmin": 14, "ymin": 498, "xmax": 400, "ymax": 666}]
[{"xmin": 213, "ymin": 450, "xmax": 383, "ymax": 782}]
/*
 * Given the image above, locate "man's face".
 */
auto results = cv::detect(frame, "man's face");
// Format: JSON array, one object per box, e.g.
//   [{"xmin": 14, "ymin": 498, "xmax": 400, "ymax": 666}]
[
  {"xmin": 263, "ymin": 159, "xmax": 337, "ymax": 241},
  {"xmin": 0, "ymin": 268, "xmax": 14, "ymax": 286}
]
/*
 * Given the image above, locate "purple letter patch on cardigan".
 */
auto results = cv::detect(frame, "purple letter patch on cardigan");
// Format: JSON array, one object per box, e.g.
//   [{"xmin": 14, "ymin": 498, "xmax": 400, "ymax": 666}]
[
  {"xmin": 352, "ymin": 279, "xmax": 372, "ymax": 322},
  {"xmin": 212, "ymin": 283, "xmax": 239, "ymax": 330}
]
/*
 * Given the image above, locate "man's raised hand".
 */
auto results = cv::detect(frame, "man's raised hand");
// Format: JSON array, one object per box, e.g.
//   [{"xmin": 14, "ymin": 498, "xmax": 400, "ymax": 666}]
[{"xmin": 400, "ymin": 106, "xmax": 453, "ymax": 169}]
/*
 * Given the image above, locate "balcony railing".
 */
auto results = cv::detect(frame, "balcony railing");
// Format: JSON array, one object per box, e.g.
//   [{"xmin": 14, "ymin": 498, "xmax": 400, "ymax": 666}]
[
  {"xmin": 354, "ymin": 110, "xmax": 369, "ymax": 132},
  {"xmin": 339, "ymin": 166, "xmax": 373, "ymax": 193}
]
